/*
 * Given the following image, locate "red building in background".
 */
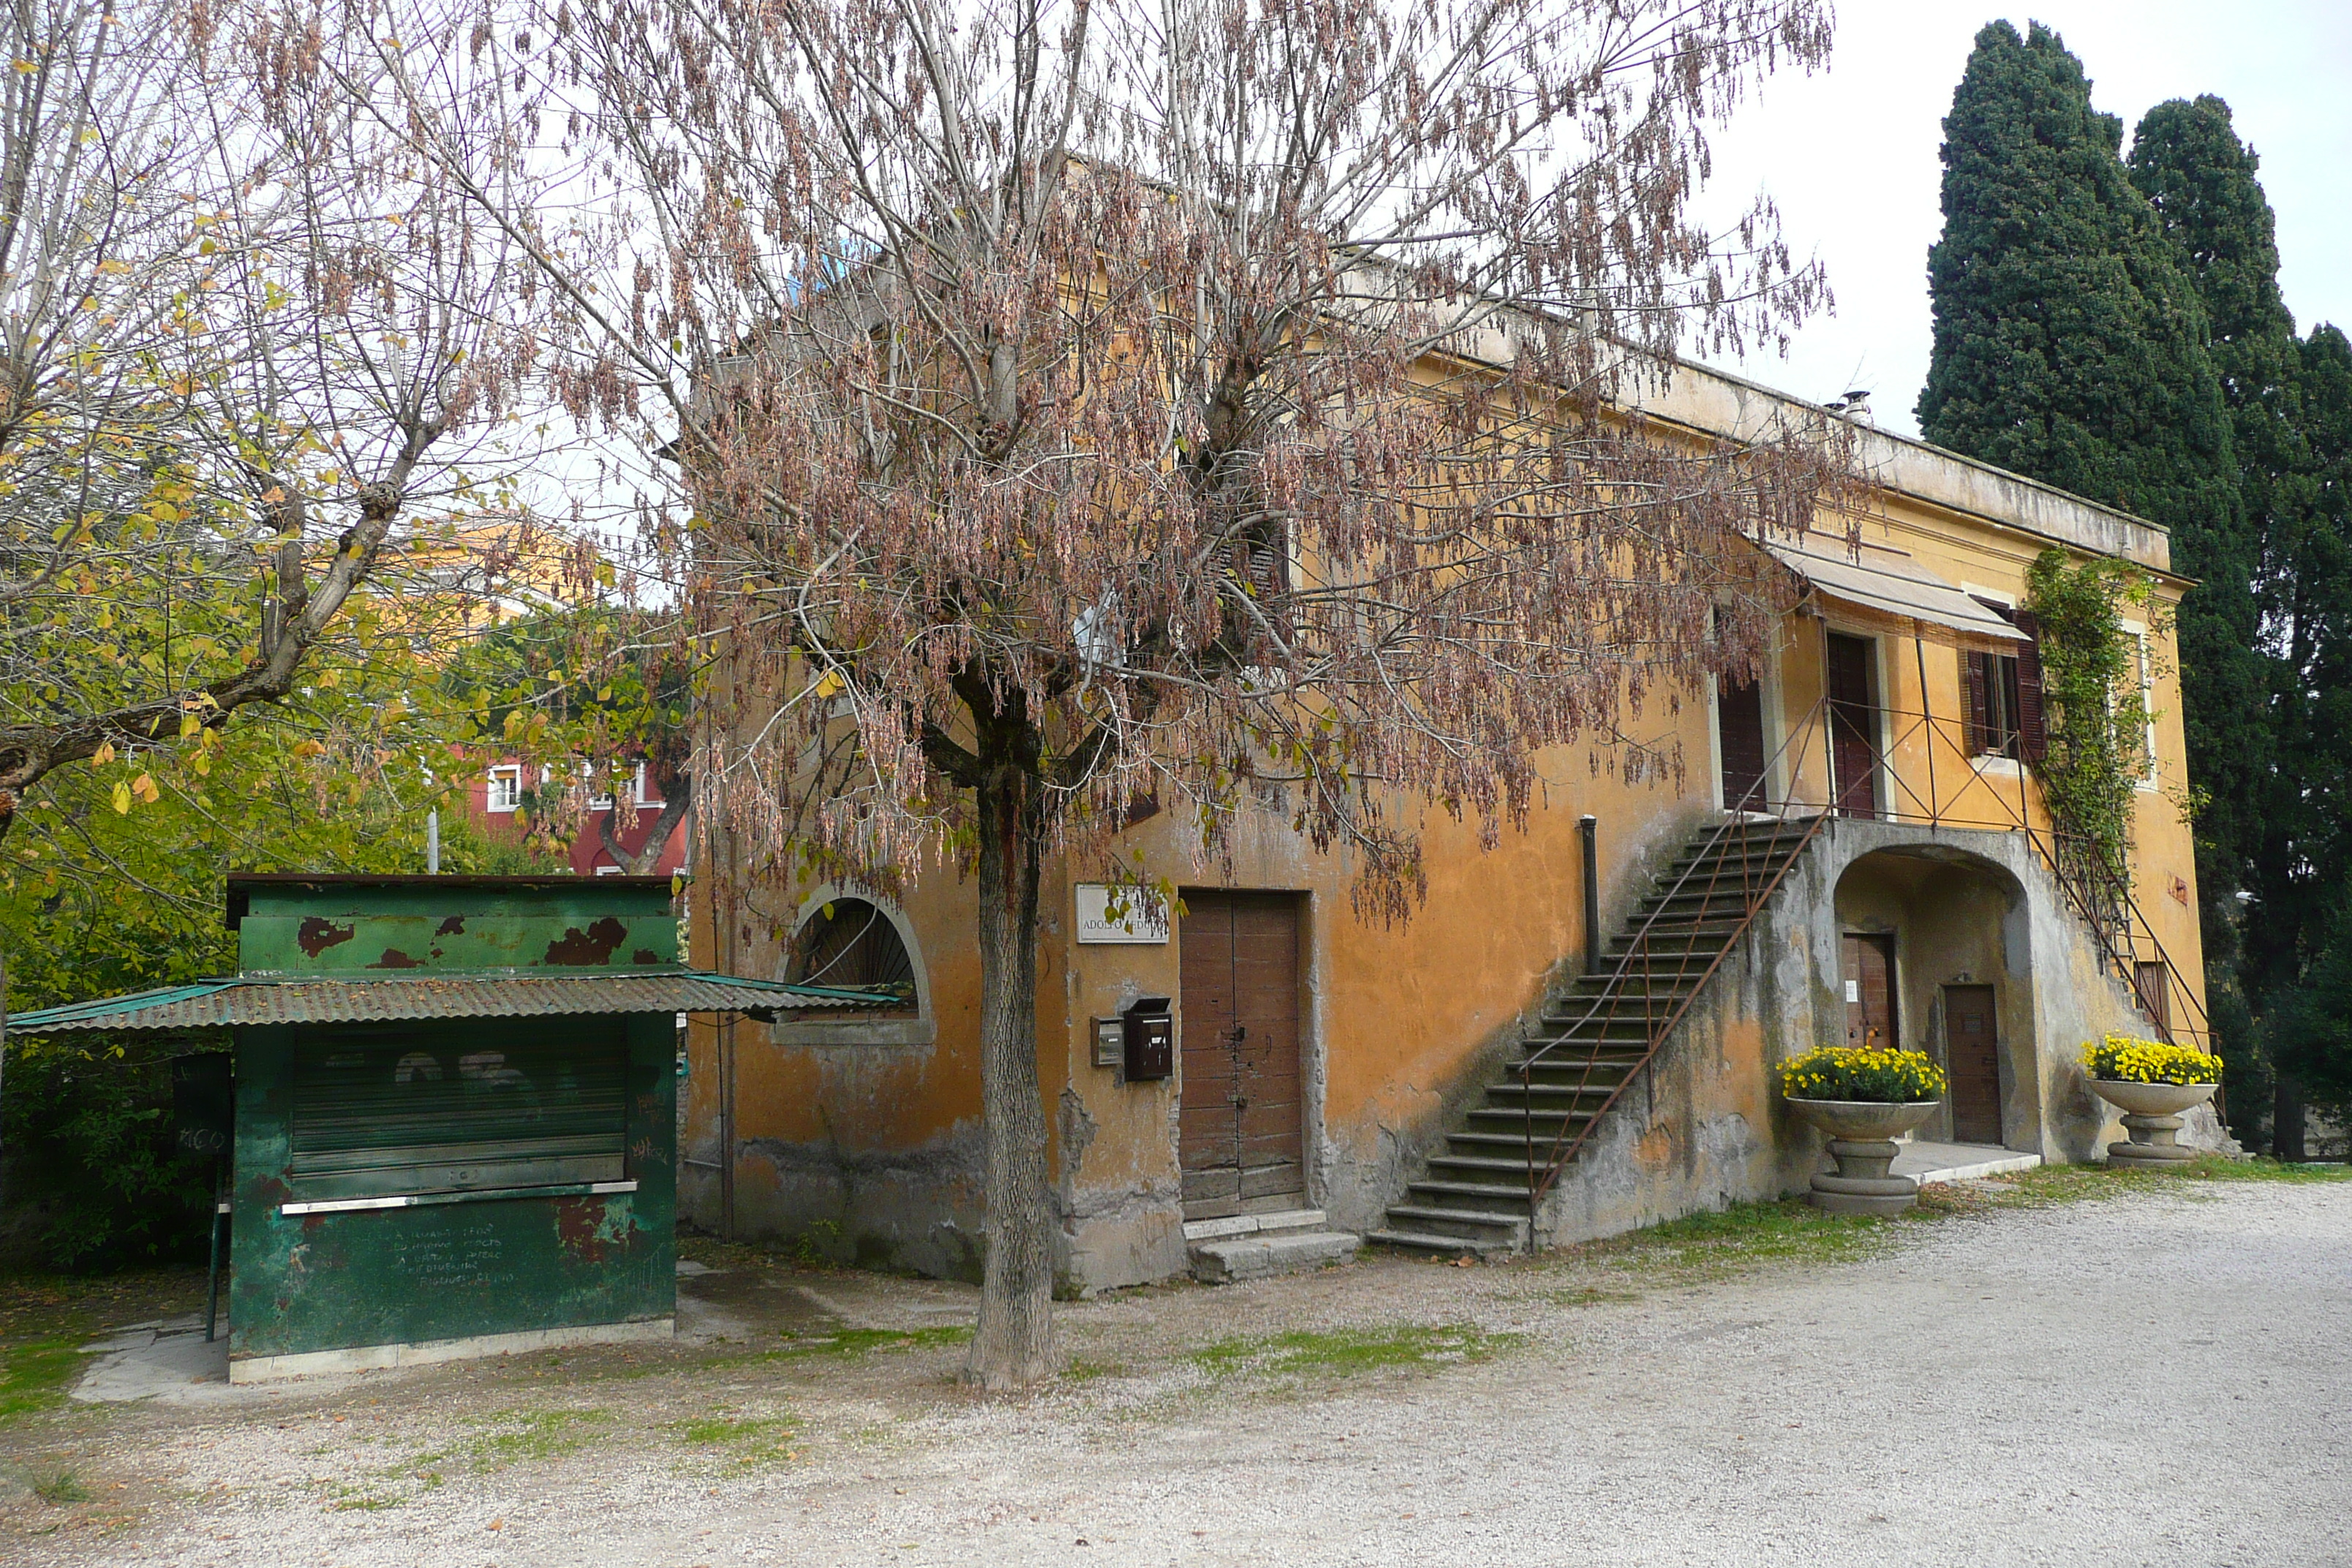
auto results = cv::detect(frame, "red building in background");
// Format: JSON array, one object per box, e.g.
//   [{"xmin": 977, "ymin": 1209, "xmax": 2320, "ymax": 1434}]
[{"xmin": 465, "ymin": 759, "xmax": 690, "ymax": 877}]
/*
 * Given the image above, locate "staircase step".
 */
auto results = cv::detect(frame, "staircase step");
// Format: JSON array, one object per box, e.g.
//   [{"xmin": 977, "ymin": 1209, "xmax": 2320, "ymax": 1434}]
[
  {"xmin": 1447, "ymin": 1128, "xmax": 1599, "ymax": 1156},
  {"xmin": 1188, "ymin": 1229, "xmax": 1360, "ymax": 1284},
  {"xmin": 1509, "ymin": 1061, "xmax": 1640, "ymax": 1085},
  {"xmin": 1465, "ymin": 1109, "xmax": 1600, "ymax": 1137},
  {"xmin": 1635, "ymin": 889, "xmax": 1760, "ymax": 909},
  {"xmin": 1520, "ymin": 1035, "xmax": 1647, "ymax": 1055},
  {"xmin": 1365, "ymin": 1227, "xmax": 1518, "ymax": 1259},
  {"xmin": 1428, "ymin": 1152, "xmax": 1542, "ymax": 1178},
  {"xmin": 1667, "ymin": 829, "xmax": 1815, "ymax": 862},
  {"xmin": 1580, "ymin": 957, "xmax": 1732, "ymax": 979},
  {"xmin": 1382, "ymin": 1204, "xmax": 1524, "ymax": 1242},
  {"xmin": 1663, "ymin": 844, "xmax": 1807, "ymax": 873},
  {"xmin": 1483, "ymin": 1083, "xmax": 1621, "ymax": 1107},
  {"xmin": 1530, "ymin": 1013, "xmax": 1654, "ymax": 1035},
  {"xmin": 1406, "ymin": 1180, "xmax": 1536, "ymax": 1214},
  {"xmin": 1605, "ymin": 925, "xmax": 1748, "ymax": 949}
]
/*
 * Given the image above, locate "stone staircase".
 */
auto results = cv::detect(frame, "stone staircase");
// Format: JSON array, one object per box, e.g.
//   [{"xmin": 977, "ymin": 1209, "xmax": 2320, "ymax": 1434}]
[{"xmin": 1368, "ymin": 818, "xmax": 1820, "ymax": 1258}]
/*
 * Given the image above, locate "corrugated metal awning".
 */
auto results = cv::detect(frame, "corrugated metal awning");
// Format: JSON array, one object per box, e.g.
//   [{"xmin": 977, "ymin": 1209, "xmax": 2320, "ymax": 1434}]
[
  {"xmin": 1762, "ymin": 533, "xmax": 2027, "ymax": 646},
  {"xmin": 4, "ymin": 971, "xmax": 890, "ymax": 1033}
]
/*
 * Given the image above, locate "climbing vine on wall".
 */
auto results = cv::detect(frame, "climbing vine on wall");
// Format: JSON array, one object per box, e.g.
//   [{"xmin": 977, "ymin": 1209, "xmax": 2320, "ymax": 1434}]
[{"xmin": 2023, "ymin": 548, "xmax": 2162, "ymax": 885}]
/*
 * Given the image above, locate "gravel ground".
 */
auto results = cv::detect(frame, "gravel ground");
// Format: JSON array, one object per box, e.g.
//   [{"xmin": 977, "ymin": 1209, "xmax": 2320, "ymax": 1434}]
[{"xmin": 3, "ymin": 1178, "xmax": 2347, "ymax": 1567}]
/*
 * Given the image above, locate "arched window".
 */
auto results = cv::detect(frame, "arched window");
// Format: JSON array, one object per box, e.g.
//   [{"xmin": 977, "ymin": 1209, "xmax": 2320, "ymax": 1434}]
[{"xmin": 788, "ymin": 898, "xmax": 918, "ymax": 1012}]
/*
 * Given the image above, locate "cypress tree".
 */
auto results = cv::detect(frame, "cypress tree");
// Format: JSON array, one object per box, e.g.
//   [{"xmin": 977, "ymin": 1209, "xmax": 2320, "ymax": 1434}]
[
  {"xmin": 2253, "ymin": 325, "xmax": 2352, "ymax": 1135},
  {"xmin": 2130, "ymin": 97, "xmax": 2352, "ymax": 1144},
  {"xmin": 1918, "ymin": 23, "xmax": 2253, "ymax": 941}
]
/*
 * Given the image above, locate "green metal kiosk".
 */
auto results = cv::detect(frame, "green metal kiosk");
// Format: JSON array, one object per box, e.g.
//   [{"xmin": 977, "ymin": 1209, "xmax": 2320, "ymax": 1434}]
[{"xmin": 11, "ymin": 875, "xmax": 872, "ymax": 1382}]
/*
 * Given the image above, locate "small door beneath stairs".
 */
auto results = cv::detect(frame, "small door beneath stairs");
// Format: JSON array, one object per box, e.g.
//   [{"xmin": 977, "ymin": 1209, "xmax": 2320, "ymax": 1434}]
[
  {"xmin": 1944, "ymin": 984, "xmax": 2002, "ymax": 1144},
  {"xmin": 1179, "ymin": 892, "xmax": 1305, "ymax": 1221},
  {"xmin": 1841, "ymin": 932, "xmax": 1896, "ymax": 1051}
]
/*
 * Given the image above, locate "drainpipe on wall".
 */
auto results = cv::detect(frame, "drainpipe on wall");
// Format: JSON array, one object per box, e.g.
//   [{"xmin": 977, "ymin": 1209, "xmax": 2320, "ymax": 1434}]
[{"xmin": 1580, "ymin": 815, "xmax": 1601, "ymax": 975}]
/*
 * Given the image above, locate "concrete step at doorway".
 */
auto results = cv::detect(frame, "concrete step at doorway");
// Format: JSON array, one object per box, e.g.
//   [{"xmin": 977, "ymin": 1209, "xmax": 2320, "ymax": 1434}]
[{"xmin": 1183, "ymin": 1208, "xmax": 1361, "ymax": 1284}]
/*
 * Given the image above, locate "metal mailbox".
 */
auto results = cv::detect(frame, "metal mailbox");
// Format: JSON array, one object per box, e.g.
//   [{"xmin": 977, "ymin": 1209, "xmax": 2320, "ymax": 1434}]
[{"xmin": 1123, "ymin": 995, "xmax": 1173, "ymax": 1081}]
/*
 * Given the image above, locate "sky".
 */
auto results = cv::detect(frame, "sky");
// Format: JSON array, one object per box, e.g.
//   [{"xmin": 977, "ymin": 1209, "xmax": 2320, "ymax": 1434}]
[{"xmin": 1702, "ymin": 0, "xmax": 2352, "ymax": 439}]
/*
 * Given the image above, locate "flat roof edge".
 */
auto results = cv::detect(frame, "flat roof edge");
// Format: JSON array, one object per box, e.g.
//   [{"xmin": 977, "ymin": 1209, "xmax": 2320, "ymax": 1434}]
[{"xmin": 1629, "ymin": 358, "xmax": 2175, "ymax": 574}]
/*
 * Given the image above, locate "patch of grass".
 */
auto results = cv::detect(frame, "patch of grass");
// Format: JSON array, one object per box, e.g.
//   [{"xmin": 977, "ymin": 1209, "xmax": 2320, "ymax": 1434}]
[
  {"xmin": 668, "ymin": 1407, "xmax": 799, "ymax": 1467},
  {"xmin": 392, "ymin": 1407, "xmax": 609, "ymax": 1482},
  {"xmin": 1568, "ymin": 1199, "xmax": 1899, "ymax": 1283},
  {"xmin": 0, "ymin": 1335, "xmax": 84, "ymax": 1424},
  {"xmin": 1190, "ymin": 1324, "xmax": 1521, "ymax": 1380},
  {"xmin": 1540, "ymin": 1286, "xmax": 1643, "ymax": 1308},
  {"xmin": 713, "ymin": 1324, "xmax": 973, "ymax": 1369},
  {"xmin": 467, "ymin": 1407, "xmax": 608, "ymax": 1466},
  {"xmin": 316, "ymin": 1477, "xmax": 424, "ymax": 1513},
  {"xmin": 1059, "ymin": 1357, "xmax": 1123, "ymax": 1383},
  {"xmin": 1947, "ymin": 1154, "xmax": 2349, "ymax": 1210},
  {"xmin": 2166, "ymin": 1156, "xmax": 2351, "ymax": 1184},
  {"xmin": 1539, "ymin": 1154, "xmax": 2346, "ymax": 1290},
  {"xmin": 33, "ymin": 1470, "xmax": 91, "ymax": 1504}
]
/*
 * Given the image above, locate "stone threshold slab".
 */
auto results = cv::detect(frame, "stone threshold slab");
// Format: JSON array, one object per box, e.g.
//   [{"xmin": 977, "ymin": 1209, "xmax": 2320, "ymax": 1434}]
[
  {"xmin": 1182, "ymin": 1208, "xmax": 1327, "ymax": 1243},
  {"xmin": 1891, "ymin": 1141, "xmax": 2044, "ymax": 1184}
]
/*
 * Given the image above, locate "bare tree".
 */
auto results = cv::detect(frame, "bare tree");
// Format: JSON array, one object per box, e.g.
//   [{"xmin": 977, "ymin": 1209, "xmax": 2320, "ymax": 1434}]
[
  {"xmin": 404, "ymin": 0, "xmax": 1848, "ymax": 1385},
  {"xmin": 0, "ymin": 0, "xmax": 554, "ymax": 837}
]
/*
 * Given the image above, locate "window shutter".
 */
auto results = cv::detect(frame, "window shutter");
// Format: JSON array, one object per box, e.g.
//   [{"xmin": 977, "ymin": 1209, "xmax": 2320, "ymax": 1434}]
[
  {"xmin": 1962, "ymin": 650, "xmax": 1989, "ymax": 755},
  {"xmin": 2012, "ymin": 611, "xmax": 2048, "ymax": 763},
  {"xmin": 289, "ymin": 1026, "xmax": 630, "ymax": 1201}
]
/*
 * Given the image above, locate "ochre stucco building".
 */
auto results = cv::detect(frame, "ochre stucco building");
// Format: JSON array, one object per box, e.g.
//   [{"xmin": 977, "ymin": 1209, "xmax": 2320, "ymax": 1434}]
[{"xmin": 679, "ymin": 355, "xmax": 2221, "ymax": 1291}]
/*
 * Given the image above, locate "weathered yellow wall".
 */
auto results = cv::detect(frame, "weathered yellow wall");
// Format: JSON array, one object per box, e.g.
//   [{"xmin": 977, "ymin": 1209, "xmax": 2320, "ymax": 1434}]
[{"xmin": 681, "ymin": 386, "xmax": 2212, "ymax": 1285}]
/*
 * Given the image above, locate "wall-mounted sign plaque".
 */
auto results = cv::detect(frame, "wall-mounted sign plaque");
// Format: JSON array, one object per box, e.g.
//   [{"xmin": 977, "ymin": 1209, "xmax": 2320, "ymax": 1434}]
[{"xmin": 1074, "ymin": 884, "xmax": 1169, "ymax": 944}]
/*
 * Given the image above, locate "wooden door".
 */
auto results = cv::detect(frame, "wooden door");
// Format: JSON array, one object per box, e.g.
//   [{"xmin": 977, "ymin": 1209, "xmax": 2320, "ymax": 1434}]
[
  {"xmin": 1717, "ymin": 675, "xmax": 1769, "ymax": 811},
  {"xmin": 1826, "ymin": 633, "xmax": 1881, "ymax": 818},
  {"xmin": 2135, "ymin": 962, "xmax": 2172, "ymax": 1040},
  {"xmin": 1841, "ymin": 933, "xmax": 1896, "ymax": 1052},
  {"xmin": 1178, "ymin": 892, "xmax": 1305, "ymax": 1220},
  {"xmin": 1945, "ymin": 984, "xmax": 2002, "ymax": 1144}
]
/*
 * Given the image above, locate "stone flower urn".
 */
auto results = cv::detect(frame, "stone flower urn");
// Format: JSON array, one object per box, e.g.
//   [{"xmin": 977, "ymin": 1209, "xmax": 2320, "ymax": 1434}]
[
  {"xmin": 2088, "ymin": 1079, "xmax": 2218, "ymax": 1169},
  {"xmin": 1783, "ymin": 1098, "xmax": 1944, "ymax": 1215}
]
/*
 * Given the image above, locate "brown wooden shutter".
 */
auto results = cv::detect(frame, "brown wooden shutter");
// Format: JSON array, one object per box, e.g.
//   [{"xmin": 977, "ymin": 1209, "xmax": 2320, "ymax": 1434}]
[
  {"xmin": 2012, "ymin": 610, "xmax": 2048, "ymax": 762},
  {"xmin": 1962, "ymin": 650, "xmax": 1989, "ymax": 755},
  {"xmin": 1716, "ymin": 675, "xmax": 1769, "ymax": 810}
]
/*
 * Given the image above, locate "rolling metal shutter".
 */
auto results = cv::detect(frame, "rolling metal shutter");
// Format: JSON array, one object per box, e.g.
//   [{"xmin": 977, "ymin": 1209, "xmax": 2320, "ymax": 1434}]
[{"xmin": 290, "ymin": 1025, "xmax": 627, "ymax": 1200}]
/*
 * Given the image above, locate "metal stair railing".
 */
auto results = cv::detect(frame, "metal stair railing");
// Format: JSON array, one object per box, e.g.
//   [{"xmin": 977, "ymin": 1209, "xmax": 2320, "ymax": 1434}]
[
  {"xmin": 1517, "ymin": 683, "xmax": 2214, "ymax": 1232},
  {"xmin": 1866, "ymin": 701, "xmax": 2212, "ymax": 1055},
  {"xmin": 1520, "ymin": 698, "xmax": 1832, "ymax": 1223}
]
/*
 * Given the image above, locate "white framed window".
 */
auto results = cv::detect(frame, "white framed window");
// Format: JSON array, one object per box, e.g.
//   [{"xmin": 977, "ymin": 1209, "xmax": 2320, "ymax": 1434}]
[
  {"xmin": 485, "ymin": 764, "xmax": 523, "ymax": 813},
  {"xmin": 633, "ymin": 761, "xmax": 664, "ymax": 808},
  {"xmin": 2125, "ymin": 624, "xmax": 2158, "ymax": 789},
  {"xmin": 593, "ymin": 863, "xmax": 624, "ymax": 877}
]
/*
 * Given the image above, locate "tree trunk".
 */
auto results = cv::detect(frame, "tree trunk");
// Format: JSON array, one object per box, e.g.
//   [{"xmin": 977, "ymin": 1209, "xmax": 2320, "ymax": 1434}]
[
  {"xmin": 966, "ymin": 757, "xmax": 1057, "ymax": 1387},
  {"xmin": 2274, "ymin": 1075, "xmax": 2307, "ymax": 1163}
]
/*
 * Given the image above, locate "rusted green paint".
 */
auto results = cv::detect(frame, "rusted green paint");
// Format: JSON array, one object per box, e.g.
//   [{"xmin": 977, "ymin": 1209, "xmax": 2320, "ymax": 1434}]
[
  {"xmin": 228, "ymin": 1016, "xmax": 676, "ymax": 1363},
  {"xmin": 224, "ymin": 878, "xmax": 679, "ymax": 1368},
  {"xmin": 233, "ymin": 878, "xmax": 679, "ymax": 974}
]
